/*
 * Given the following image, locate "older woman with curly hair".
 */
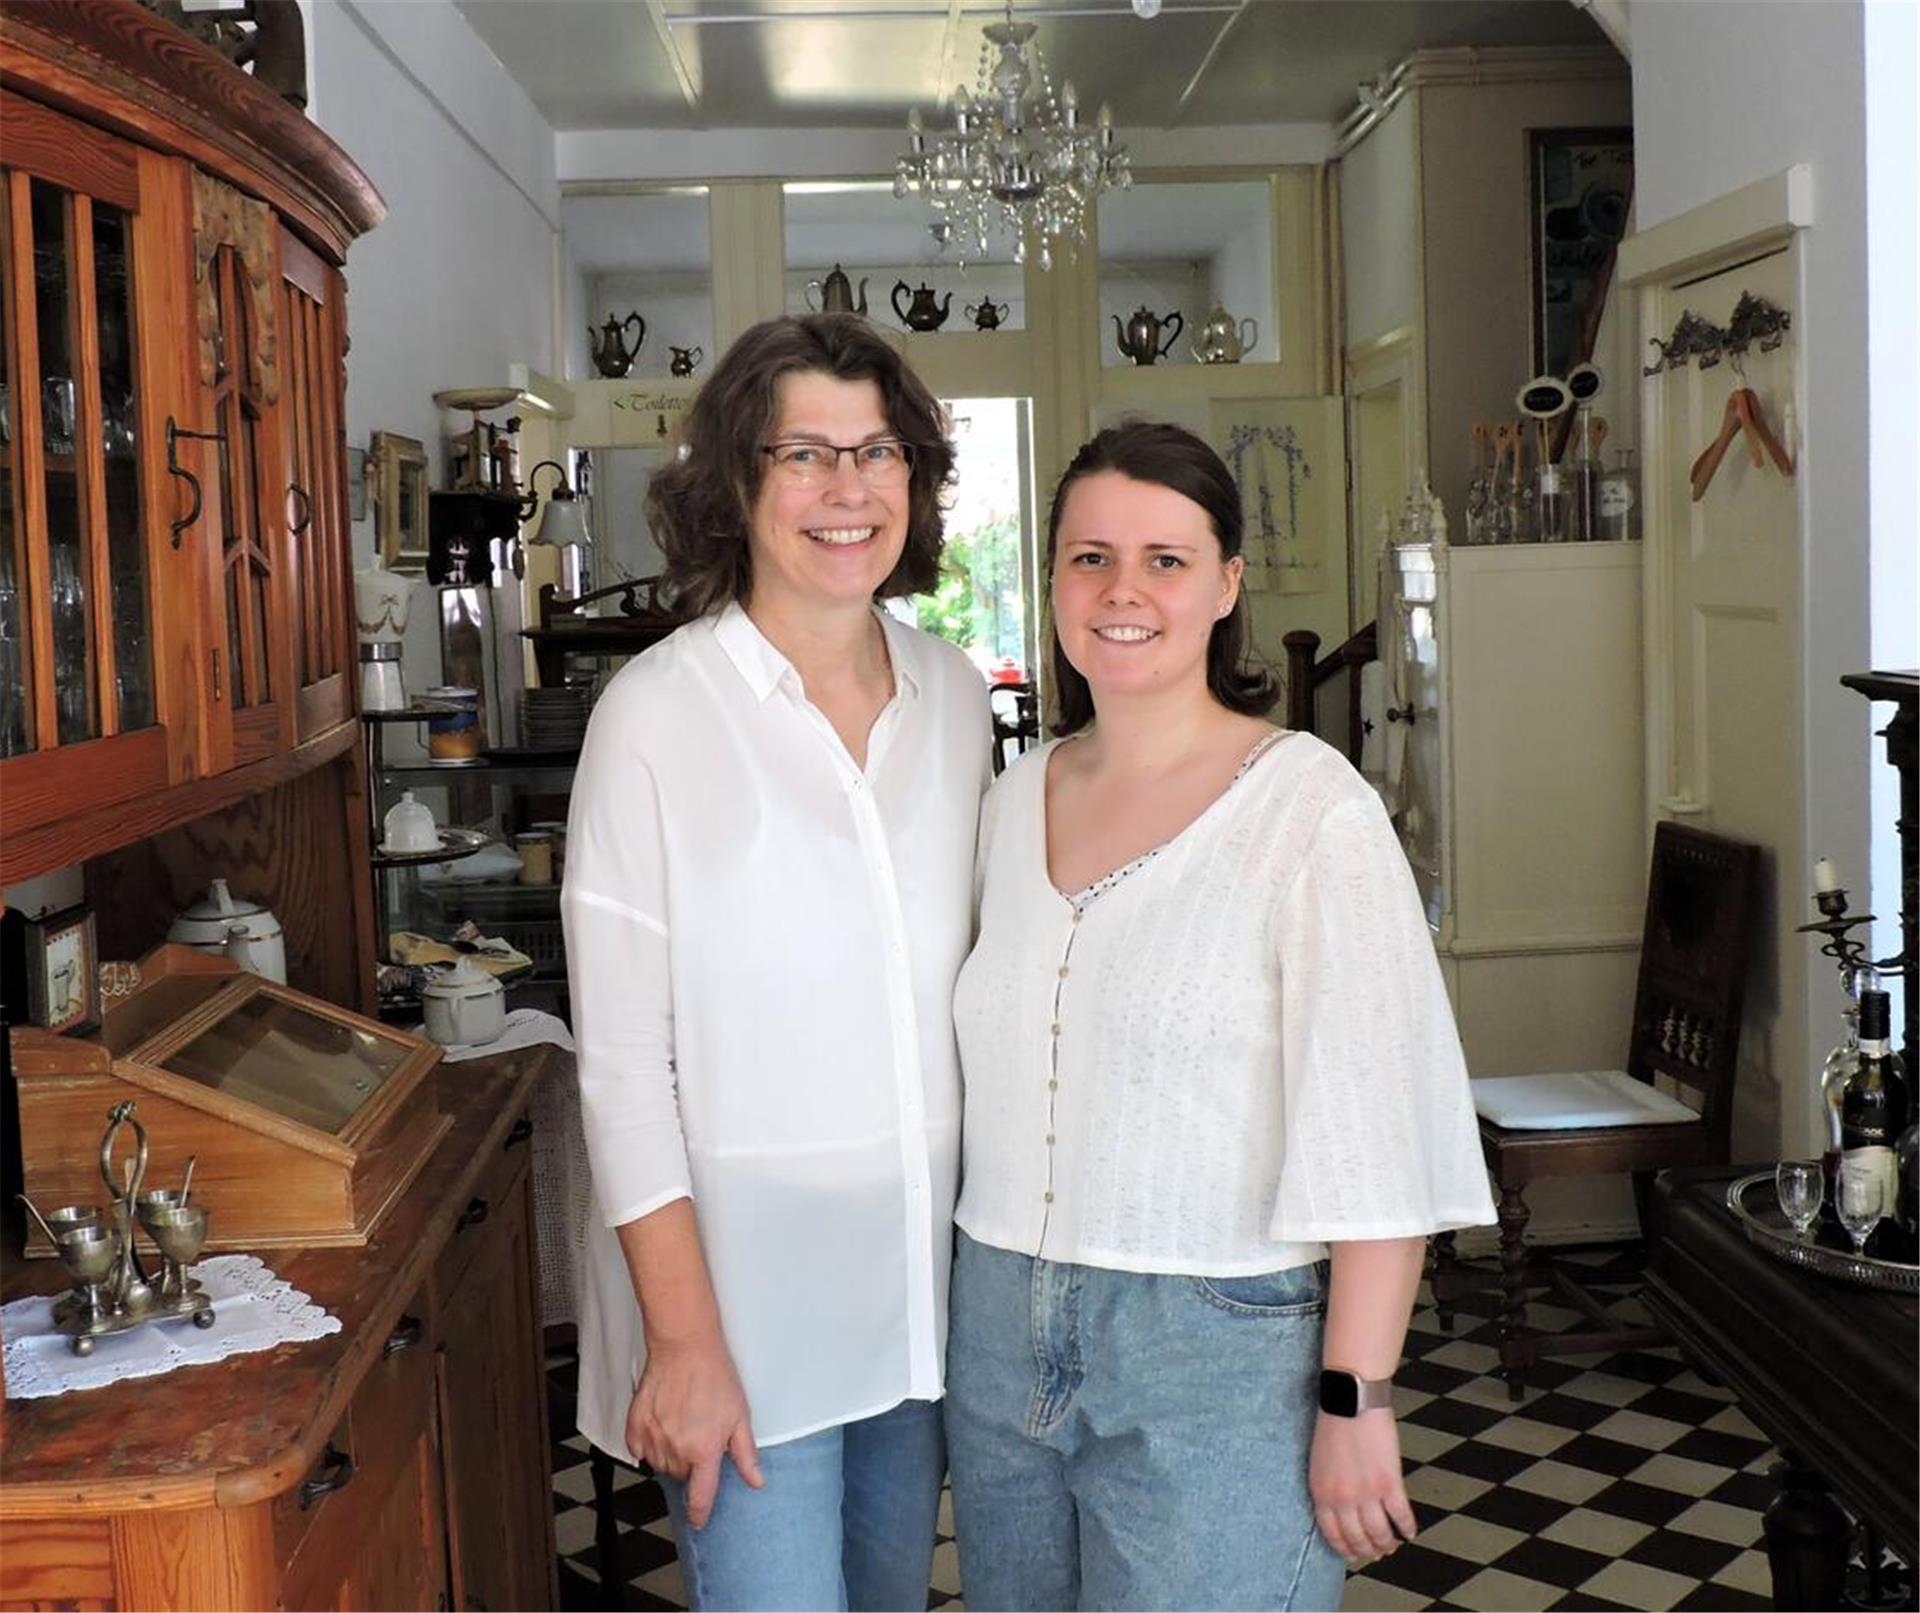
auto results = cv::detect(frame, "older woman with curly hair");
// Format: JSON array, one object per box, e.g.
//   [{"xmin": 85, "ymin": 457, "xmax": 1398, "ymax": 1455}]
[{"xmin": 562, "ymin": 314, "xmax": 990, "ymax": 1611}]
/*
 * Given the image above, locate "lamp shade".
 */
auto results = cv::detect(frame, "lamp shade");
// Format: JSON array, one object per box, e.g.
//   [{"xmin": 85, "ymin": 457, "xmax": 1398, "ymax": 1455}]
[{"xmin": 531, "ymin": 493, "xmax": 591, "ymax": 549}]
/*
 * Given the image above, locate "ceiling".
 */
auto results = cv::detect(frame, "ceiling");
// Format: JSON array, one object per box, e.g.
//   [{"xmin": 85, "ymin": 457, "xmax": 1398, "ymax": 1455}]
[{"xmin": 454, "ymin": 0, "xmax": 1611, "ymax": 132}]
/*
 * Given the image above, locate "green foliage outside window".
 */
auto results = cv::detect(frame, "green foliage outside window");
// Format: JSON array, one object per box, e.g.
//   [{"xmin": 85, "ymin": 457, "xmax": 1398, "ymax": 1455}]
[{"xmin": 916, "ymin": 510, "xmax": 1024, "ymax": 665}]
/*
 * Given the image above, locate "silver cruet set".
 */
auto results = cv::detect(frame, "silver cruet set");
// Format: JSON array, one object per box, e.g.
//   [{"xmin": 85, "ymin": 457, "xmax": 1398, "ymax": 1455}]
[{"xmin": 18, "ymin": 1100, "xmax": 215, "ymax": 1355}]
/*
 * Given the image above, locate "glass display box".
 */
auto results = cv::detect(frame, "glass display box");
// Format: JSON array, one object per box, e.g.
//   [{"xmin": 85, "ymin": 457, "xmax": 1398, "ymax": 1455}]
[{"xmin": 11, "ymin": 946, "xmax": 447, "ymax": 1252}]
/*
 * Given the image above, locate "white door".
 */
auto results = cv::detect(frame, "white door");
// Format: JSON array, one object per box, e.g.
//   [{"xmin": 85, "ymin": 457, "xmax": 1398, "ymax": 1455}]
[{"xmin": 1644, "ymin": 243, "xmax": 1806, "ymax": 1159}]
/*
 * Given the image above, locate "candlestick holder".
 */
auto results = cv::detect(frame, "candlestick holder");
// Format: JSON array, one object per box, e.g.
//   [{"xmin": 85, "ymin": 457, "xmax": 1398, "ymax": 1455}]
[{"xmin": 1797, "ymin": 886, "xmax": 1884, "ymax": 988}]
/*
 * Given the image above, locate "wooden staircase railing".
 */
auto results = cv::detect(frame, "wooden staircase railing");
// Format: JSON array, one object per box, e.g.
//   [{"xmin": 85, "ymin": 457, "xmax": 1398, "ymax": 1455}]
[{"xmin": 1283, "ymin": 622, "xmax": 1378, "ymax": 765}]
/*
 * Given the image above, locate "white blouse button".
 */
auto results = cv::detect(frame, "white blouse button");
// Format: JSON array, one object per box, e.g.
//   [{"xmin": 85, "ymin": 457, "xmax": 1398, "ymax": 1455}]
[
  {"xmin": 1057, "ymin": 965, "xmax": 1070, "ymax": 980},
  {"xmin": 1044, "ymin": 1191, "xmax": 1055, "ymax": 1203}
]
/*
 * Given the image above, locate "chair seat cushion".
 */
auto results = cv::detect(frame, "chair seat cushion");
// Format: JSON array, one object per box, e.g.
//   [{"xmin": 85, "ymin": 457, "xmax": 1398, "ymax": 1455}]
[{"xmin": 1472, "ymin": 1070, "xmax": 1700, "ymax": 1130}]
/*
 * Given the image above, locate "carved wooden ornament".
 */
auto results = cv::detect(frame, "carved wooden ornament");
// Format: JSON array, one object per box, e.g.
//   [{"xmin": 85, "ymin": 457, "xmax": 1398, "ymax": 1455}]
[{"xmin": 191, "ymin": 169, "xmax": 280, "ymax": 403}]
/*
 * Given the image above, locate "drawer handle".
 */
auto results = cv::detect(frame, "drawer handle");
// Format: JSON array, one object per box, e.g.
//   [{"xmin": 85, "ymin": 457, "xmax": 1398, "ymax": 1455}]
[
  {"xmin": 383, "ymin": 1312, "xmax": 424, "ymax": 1357},
  {"xmin": 298, "ymin": 1443, "xmax": 355, "ymax": 1509},
  {"xmin": 504, "ymin": 1116, "xmax": 533, "ymax": 1150},
  {"xmin": 456, "ymin": 1196, "xmax": 490, "ymax": 1231}
]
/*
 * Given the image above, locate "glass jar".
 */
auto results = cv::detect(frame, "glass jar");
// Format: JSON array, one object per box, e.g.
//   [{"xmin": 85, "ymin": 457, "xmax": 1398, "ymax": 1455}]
[{"xmin": 1599, "ymin": 448, "xmax": 1639, "ymax": 542}]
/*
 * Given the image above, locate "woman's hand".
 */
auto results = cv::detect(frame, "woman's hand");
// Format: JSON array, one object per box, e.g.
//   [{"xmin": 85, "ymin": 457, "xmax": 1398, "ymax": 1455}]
[
  {"xmin": 1309, "ymin": 1409, "xmax": 1417, "ymax": 1565},
  {"xmin": 625, "ymin": 1332, "xmax": 764, "ymax": 1529}
]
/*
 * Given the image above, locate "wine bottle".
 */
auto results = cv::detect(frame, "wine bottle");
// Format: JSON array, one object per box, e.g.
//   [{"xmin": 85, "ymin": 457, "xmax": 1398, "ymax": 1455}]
[
  {"xmin": 1818, "ymin": 974, "xmax": 1864, "ymax": 1208},
  {"xmin": 1839, "ymin": 988, "xmax": 1910, "ymax": 1254}
]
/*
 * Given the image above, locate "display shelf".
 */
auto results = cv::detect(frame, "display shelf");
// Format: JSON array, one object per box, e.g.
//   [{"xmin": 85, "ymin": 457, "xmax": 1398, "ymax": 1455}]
[
  {"xmin": 378, "ymin": 748, "xmax": 580, "ymax": 781},
  {"xmin": 360, "ymin": 699, "xmax": 463, "ymax": 723},
  {"xmin": 371, "ymin": 826, "xmax": 491, "ymax": 872}
]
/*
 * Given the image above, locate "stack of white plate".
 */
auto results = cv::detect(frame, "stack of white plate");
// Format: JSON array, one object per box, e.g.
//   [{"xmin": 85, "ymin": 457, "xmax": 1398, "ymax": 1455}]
[{"xmin": 521, "ymin": 684, "xmax": 593, "ymax": 752}]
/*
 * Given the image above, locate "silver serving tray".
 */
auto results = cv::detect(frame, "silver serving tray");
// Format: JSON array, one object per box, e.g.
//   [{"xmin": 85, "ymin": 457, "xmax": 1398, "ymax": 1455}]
[{"xmin": 1725, "ymin": 1172, "xmax": 1919, "ymax": 1293}]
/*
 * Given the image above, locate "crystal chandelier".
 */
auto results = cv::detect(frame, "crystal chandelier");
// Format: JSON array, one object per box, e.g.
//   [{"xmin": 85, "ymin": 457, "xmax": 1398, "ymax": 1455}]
[{"xmin": 894, "ymin": 2, "xmax": 1132, "ymax": 271}]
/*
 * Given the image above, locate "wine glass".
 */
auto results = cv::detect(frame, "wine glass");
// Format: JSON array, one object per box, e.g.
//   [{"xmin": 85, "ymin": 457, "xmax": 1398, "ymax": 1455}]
[
  {"xmin": 1775, "ymin": 1160, "xmax": 1823, "ymax": 1241},
  {"xmin": 1835, "ymin": 1168, "xmax": 1882, "ymax": 1256}
]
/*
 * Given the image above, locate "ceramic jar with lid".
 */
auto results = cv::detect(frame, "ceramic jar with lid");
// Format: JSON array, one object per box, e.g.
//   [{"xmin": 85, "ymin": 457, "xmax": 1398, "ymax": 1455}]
[
  {"xmin": 381, "ymin": 790, "xmax": 440, "ymax": 853},
  {"xmin": 425, "ymin": 686, "xmax": 482, "ymax": 763},
  {"xmin": 419, "ymin": 957, "xmax": 506, "ymax": 1047}
]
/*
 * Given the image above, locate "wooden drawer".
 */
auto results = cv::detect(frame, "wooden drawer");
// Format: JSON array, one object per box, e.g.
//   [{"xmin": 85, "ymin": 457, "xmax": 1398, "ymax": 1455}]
[
  {"xmin": 432, "ymin": 1107, "xmax": 533, "ymax": 1309},
  {"xmin": 275, "ymin": 1288, "xmax": 436, "ymax": 1609}
]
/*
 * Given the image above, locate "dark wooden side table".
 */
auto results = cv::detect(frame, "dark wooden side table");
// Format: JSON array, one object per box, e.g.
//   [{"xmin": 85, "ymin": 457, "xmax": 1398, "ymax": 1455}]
[{"xmin": 1644, "ymin": 1165, "xmax": 1919, "ymax": 1611}]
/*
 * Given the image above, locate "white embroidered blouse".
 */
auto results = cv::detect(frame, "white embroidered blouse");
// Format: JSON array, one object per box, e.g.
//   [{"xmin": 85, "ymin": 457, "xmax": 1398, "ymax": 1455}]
[
  {"xmin": 953, "ymin": 730, "xmax": 1495, "ymax": 1274},
  {"xmin": 562, "ymin": 604, "xmax": 990, "ymax": 1452}
]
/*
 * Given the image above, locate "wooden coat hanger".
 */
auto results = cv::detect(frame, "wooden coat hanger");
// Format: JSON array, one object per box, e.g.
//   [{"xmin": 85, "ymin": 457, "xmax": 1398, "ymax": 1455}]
[{"xmin": 1690, "ymin": 377, "xmax": 1795, "ymax": 502}]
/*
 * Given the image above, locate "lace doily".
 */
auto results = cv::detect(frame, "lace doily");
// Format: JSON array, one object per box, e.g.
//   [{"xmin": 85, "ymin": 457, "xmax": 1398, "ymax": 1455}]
[{"xmin": 3, "ymin": 1254, "xmax": 342, "ymax": 1400}]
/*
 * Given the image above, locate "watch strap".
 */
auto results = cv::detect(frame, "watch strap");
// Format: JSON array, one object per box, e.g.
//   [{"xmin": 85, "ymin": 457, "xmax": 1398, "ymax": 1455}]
[{"xmin": 1352, "ymin": 1373, "xmax": 1394, "ymax": 1413}]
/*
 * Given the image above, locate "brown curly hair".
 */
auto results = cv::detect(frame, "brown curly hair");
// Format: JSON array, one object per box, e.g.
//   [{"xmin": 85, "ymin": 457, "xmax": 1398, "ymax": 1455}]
[{"xmin": 644, "ymin": 315, "xmax": 955, "ymax": 618}]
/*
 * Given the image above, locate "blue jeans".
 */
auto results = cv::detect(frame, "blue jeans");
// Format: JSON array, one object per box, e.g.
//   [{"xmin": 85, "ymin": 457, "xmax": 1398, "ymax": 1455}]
[
  {"xmin": 656, "ymin": 1396, "xmax": 945, "ymax": 1611},
  {"xmin": 945, "ymin": 1231, "xmax": 1346, "ymax": 1612}
]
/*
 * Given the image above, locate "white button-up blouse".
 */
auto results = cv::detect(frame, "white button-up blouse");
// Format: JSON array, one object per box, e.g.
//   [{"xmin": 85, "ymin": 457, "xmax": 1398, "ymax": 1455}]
[
  {"xmin": 562, "ymin": 604, "xmax": 989, "ymax": 1453},
  {"xmin": 953, "ymin": 731, "xmax": 1495, "ymax": 1274}
]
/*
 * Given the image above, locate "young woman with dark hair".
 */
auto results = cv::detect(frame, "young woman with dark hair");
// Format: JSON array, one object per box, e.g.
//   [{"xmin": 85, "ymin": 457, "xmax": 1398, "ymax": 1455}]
[
  {"xmin": 945, "ymin": 420, "xmax": 1495, "ymax": 1611},
  {"xmin": 563, "ymin": 314, "xmax": 989, "ymax": 1611}
]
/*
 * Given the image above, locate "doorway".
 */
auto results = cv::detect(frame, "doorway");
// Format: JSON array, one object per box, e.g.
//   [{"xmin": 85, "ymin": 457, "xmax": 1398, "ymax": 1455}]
[{"xmin": 915, "ymin": 397, "xmax": 1038, "ymax": 689}]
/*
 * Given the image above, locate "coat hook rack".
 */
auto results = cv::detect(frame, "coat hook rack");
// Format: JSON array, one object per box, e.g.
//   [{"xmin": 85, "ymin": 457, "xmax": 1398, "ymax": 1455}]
[{"xmin": 1644, "ymin": 294, "xmax": 1791, "ymax": 377}]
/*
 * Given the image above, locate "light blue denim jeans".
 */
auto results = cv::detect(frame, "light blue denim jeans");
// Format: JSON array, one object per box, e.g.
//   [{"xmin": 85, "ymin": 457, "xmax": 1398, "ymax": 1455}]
[
  {"xmin": 655, "ymin": 1396, "xmax": 945, "ymax": 1612},
  {"xmin": 945, "ymin": 1231, "xmax": 1346, "ymax": 1612}
]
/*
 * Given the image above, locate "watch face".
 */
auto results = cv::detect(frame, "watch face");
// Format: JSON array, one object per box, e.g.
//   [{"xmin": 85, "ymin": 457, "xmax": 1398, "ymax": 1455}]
[{"xmin": 1319, "ymin": 1369, "xmax": 1359, "ymax": 1417}]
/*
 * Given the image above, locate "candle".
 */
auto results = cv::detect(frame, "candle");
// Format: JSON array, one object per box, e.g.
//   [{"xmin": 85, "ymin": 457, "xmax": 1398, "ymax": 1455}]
[{"xmin": 1813, "ymin": 857, "xmax": 1840, "ymax": 895}]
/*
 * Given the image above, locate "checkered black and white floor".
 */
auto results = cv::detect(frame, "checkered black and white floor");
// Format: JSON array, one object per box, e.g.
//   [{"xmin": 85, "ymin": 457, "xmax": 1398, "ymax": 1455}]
[{"xmin": 548, "ymin": 1246, "xmax": 1788, "ymax": 1612}]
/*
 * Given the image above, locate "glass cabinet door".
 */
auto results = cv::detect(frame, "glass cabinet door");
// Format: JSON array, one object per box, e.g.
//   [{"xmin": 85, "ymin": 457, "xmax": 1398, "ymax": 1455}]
[
  {"xmin": 278, "ymin": 224, "xmax": 353, "ymax": 741},
  {"xmin": 0, "ymin": 94, "xmax": 172, "ymax": 828},
  {"xmin": 204, "ymin": 237, "xmax": 287, "ymax": 765}
]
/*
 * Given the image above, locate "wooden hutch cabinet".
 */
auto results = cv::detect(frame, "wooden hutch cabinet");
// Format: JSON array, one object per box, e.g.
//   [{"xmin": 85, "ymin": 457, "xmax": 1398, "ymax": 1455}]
[
  {"xmin": 0, "ymin": 0, "xmax": 377, "ymax": 1009},
  {"xmin": 1, "ymin": 9, "xmax": 557, "ymax": 1611}
]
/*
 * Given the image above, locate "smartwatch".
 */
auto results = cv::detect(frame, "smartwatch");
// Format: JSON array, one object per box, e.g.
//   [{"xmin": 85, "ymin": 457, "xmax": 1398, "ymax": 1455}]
[{"xmin": 1318, "ymin": 1368, "xmax": 1394, "ymax": 1417}]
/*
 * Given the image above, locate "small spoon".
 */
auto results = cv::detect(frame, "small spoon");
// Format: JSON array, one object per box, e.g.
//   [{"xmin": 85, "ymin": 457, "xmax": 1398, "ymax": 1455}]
[
  {"xmin": 180, "ymin": 1155, "xmax": 198, "ymax": 1204},
  {"xmin": 17, "ymin": 1192, "xmax": 59, "ymax": 1248}
]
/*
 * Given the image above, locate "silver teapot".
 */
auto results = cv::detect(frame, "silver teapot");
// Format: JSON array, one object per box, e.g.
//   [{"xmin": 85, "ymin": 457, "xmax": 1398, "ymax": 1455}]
[
  {"xmin": 588, "ymin": 312, "xmax": 645, "ymax": 378},
  {"xmin": 805, "ymin": 264, "xmax": 869, "ymax": 316},
  {"xmin": 893, "ymin": 281, "xmax": 952, "ymax": 332},
  {"xmin": 1192, "ymin": 303, "xmax": 1259, "ymax": 365},
  {"xmin": 1113, "ymin": 305, "xmax": 1183, "ymax": 366},
  {"xmin": 966, "ymin": 297, "xmax": 1010, "ymax": 332}
]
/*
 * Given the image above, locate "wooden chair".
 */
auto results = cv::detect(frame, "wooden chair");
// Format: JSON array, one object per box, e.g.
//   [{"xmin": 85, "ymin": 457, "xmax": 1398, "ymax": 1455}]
[{"xmin": 1430, "ymin": 821, "xmax": 1763, "ymax": 1397}]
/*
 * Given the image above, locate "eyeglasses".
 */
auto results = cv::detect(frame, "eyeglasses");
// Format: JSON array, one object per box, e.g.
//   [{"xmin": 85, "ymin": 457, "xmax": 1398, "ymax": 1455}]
[{"xmin": 760, "ymin": 439, "xmax": 914, "ymax": 488}]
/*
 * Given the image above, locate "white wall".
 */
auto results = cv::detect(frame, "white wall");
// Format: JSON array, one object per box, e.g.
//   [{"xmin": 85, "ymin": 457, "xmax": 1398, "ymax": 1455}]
[
  {"xmin": 315, "ymin": 0, "xmax": 560, "ymax": 482},
  {"xmin": 1631, "ymin": 0, "xmax": 1876, "ymax": 1118},
  {"xmin": 1339, "ymin": 94, "xmax": 1418, "ymax": 349},
  {"xmin": 310, "ymin": 0, "xmax": 561, "ymax": 741}
]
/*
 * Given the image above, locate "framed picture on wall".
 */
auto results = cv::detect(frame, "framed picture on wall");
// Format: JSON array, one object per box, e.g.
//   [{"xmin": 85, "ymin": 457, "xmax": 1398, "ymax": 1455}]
[
  {"xmin": 1088, "ymin": 396, "xmax": 1341, "ymax": 595},
  {"xmin": 25, "ymin": 903, "xmax": 101, "ymax": 1035},
  {"xmin": 1529, "ymin": 127, "xmax": 1634, "ymax": 379},
  {"xmin": 371, "ymin": 430, "xmax": 430, "ymax": 572}
]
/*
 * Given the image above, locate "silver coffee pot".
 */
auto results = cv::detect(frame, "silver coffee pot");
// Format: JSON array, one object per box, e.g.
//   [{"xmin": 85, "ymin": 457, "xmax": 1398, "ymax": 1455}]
[
  {"xmin": 1192, "ymin": 303, "xmax": 1259, "ymax": 365},
  {"xmin": 1113, "ymin": 305, "xmax": 1183, "ymax": 366},
  {"xmin": 805, "ymin": 264, "xmax": 870, "ymax": 316}
]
